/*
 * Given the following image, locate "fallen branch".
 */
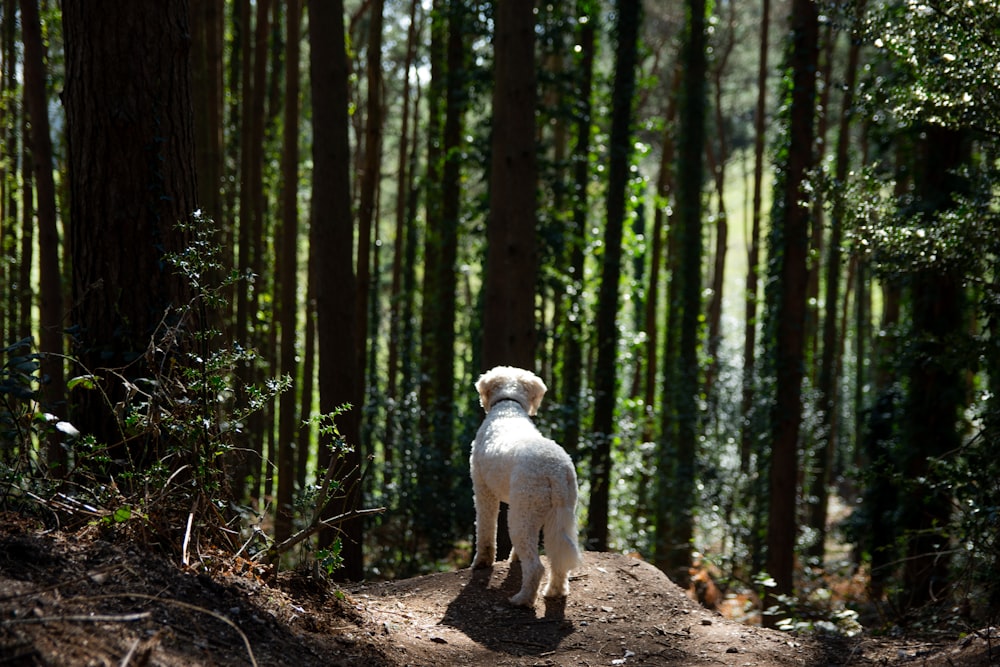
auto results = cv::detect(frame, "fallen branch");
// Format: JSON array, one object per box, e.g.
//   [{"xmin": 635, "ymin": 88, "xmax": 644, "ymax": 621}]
[
  {"xmin": 255, "ymin": 453, "xmax": 385, "ymax": 567},
  {"xmin": 2, "ymin": 611, "xmax": 152, "ymax": 624},
  {"xmin": 259, "ymin": 506, "xmax": 386, "ymax": 564}
]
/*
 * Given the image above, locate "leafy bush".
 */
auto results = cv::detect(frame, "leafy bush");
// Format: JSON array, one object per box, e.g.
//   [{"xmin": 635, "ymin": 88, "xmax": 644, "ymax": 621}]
[{"xmin": 0, "ymin": 217, "xmax": 370, "ymax": 579}]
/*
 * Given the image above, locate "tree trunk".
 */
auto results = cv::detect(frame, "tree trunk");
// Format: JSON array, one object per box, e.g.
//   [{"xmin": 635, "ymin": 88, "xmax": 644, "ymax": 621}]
[
  {"xmin": 18, "ymin": 117, "xmax": 33, "ymax": 342},
  {"xmin": 703, "ymin": 1, "xmax": 735, "ymax": 407},
  {"xmin": 385, "ymin": 0, "xmax": 422, "ymax": 496},
  {"xmin": 191, "ymin": 0, "xmax": 224, "ymax": 226},
  {"xmin": 480, "ymin": 0, "xmax": 538, "ymax": 560},
  {"xmin": 298, "ymin": 260, "xmax": 316, "ymax": 492},
  {"xmin": 561, "ymin": 0, "xmax": 597, "ymax": 459},
  {"xmin": 655, "ymin": 0, "xmax": 706, "ymax": 585},
  {"xmin": 274, "ymin": 0, "xmax": 302, "ymax": 545},
  {"xmin": 482, "ymin": 0, "xmax": 538, "ymax": 371},
  {"xmin": 900, "ymin": 126, "xmax": 969, "ymax": 607},
  {"xmin": 0, "ymin": 2, "xmax": 16, "ymax": 347},
  {"xmin": 19, "ymin": 0, "xmax": 66, "ymax": 473},
  {"xmin": 235, "ymin": 0, "xmax": 271, "ymax": 501},
  {"xmin": 587, "ymin": 0, "xmax": 640, "ymax": 552},
  {"xmin": 741, "ymin": 0, "xmax": 771, "ymax": 475},
  {"xmin": 417, "ymin": 0, "xmax": 466, "ymax": 557},
  {"xmin": 309, "ymin": 0, "xmax": 364, "ymax": 581},
  {"xmin": 763, "ymin": 0, "xmax": 818, "ymax": 626},
  {"xmin": 807, "ymin": 10, "xmax": 864, "ymax": 561},
  {"xmin": 62, "ymin": 0, "xmax": 198, "ymax": 469},
  {"xmin": 643, "ymin": 66, "xmax": 680, "ymax": 443},
  {"xmin": 357, "ymin": 0, "xmax": 385, "ymax": 396}
]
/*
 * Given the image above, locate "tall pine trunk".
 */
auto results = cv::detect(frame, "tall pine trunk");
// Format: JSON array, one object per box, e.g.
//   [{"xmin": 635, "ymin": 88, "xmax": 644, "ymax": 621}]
[
  {"xmin": 763, "ymin": 0, "xmax": 818, "ymax": 625},
  {"xmin": 385, "ymin": 0, "xmax": 422, "ymax": 495},
  {"xmin": 587, "ymin": 0, "xmax": 640, "ymax": 552},
  {"xmin": 274, "ymin": 0, "xmax": 302, "ymax": 545},
  {"xmin": 481, "ymin": 0, "xmax": 539, "ymax": 560},
  {"xmin": 482, "ymin": 0, "xmax": 538, "ymax": 370},
  {"xmin": 741, "ymin": 0, "xmax": 771, "ymax": 476},
  {"xmin": 900, "ymin": 126, "xmax": 969, "ymax": 607},
  {"xmin": 561, "ymin": 0, "xmax": 597, "ymax": 459},
  {"xmin": 807, "ymin": 9, "xmax": 864, "ymax": 561},
  {"xmin": 654, "ymin": 0, "xmax": 706, "ymax": 585},
  {"xmin": 20, "ymin": 0, "xmax": 66, "ymax": 473},
  {"xmin": 357, "ymin": 0, "xmax": 385, "ymax": 399},
  {"xmin": 309, "ymin": 0, "xmax": 363, "ymax": 581}
]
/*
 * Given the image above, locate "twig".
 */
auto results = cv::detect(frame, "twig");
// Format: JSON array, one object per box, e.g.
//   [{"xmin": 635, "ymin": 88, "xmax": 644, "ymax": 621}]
[
  {"xmin": 120, "ymin": 637, "xmax": 142, "ymax": 667},
  {"xmin": 2, "ymin": 611, "xmax": 152, "ymax": 624},
  {"xmin": 260, "ymin": 506, "xmax": 386, "ymax": 561},
  {"xmin": 318, "ymin": 506, "xmax": 387, "ymax": 529},
  {"xmin": 182, "ymin": 507, "xmax": 195, "ymax": 566}
]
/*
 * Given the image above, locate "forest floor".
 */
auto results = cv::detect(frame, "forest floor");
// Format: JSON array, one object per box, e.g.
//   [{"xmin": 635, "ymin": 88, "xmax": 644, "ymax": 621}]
[{"xmin": 0, "ymin": 512, "xmax": 997, "ymax": 666}]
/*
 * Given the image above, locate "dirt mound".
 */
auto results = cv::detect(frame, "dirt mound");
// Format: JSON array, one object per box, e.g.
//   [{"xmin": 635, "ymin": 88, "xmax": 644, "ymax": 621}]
[
  {"xmin": 0, "ymin": 515, "xmax": 389, "ymax": 666},
  {"xmin": 353, "ymin": 551, "xmax": 825, "ymax": 666},
  {"xmin": 1, "ymin": 515, "xmax": 994, "ymax": 666}
]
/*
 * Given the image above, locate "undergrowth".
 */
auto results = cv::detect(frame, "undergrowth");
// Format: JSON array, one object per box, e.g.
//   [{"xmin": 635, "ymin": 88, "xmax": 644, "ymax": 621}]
[{"xmin": 0, "ymin": 216, "xmax": 375, "ymax": 581}]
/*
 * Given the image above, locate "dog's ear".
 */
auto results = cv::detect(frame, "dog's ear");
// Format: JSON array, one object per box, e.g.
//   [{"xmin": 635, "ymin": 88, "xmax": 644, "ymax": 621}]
[
  {"xmin": 475, "ymin": 371, "xmax": 496, "ymax": 413},
  {"xmin": 523, "ymin": 372, "xmax": 547, "ymax": 416}
]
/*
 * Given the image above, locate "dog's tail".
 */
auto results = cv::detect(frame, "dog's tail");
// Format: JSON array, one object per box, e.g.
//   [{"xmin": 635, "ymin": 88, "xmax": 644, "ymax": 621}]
[{"xmin": 545, "ymin": 472, "xmax": 583, "ymax": 573}]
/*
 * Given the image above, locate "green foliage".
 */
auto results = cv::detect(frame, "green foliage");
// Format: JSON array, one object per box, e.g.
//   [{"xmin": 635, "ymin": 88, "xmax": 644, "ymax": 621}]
[
  {"xmin": 863, "ymin": 0, "xmax": 1000, "ymax": 135},
  {"xmin": 317, "ymin": 538, "xmax": 344, "ymax": 576},
  {"xmin": 1, "ymin": 338, "xmax": 43, "ymax": 443},
  {"xmin": 0, "ymin": 218, "xmax": 358, "ymax": 578},
  {"xmin": 841, "ymin": 0, "xmax": 1000, "ymax": 625}
]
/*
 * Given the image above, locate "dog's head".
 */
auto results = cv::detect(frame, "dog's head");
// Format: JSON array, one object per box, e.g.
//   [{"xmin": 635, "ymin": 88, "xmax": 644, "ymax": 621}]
[{"xmin": 475, "ymin": 366, "xmax": 547, "ymax": 416}]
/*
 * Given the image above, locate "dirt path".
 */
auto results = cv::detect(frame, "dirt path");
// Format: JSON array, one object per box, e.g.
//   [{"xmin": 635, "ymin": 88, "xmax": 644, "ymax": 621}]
[
  {"xmin": 1, "ymin": 516, "xmax": 995, "ymax": 666},
  {"xmin": 353, "ymin": 551, "xmax": 827, "ymax": 666}
]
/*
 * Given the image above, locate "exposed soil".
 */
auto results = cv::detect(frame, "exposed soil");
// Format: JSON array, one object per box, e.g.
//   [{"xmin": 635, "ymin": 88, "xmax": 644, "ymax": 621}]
[{"xmin": 0, "ymin": 513, "xmax": 996, "ymax": 666}]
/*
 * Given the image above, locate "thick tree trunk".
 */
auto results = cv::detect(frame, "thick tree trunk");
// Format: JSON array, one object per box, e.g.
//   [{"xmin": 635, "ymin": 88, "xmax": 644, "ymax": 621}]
[
  {"xmin": 480, "ymin": 0, "xmax": 538, "ymax": 561},
  {"xmin": 309, "ymin": 0, "xmax": 363, "ymax": 581},
  {"xmin": 62, "ymin": 0, "xmax": 198, "ymax": 468},
  {"xmin": 482, "ymin": 0, "xmax": 538, "ymax": 370}
]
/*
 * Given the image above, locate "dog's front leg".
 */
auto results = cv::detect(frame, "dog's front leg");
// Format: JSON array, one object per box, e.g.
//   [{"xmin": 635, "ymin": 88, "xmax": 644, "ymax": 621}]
[{"xmin": 472, "ymin": 485, "xmax": 499, "ymax": 568}]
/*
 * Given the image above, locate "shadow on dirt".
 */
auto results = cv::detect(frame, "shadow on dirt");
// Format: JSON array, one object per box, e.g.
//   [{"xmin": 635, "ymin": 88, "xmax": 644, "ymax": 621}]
[{"xmin": 439, "ymin": 561, "xmax": 576, "ymax": 656}]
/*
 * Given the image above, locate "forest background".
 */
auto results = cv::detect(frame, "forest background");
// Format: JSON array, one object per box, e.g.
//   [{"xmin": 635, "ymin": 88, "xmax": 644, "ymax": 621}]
[{"xmin": 1, "ymin": 0, "xmax": 998, "ymax": 635}]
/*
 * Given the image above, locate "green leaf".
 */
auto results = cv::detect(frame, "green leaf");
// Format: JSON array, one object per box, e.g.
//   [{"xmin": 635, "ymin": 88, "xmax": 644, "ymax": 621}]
[
  {"xmin": 67, "ymin": 375, "xmax": 98, "ymax": 391},
  {"xmin": 113, "ymin": 506, "xmax": 132, "ymax": 523}
]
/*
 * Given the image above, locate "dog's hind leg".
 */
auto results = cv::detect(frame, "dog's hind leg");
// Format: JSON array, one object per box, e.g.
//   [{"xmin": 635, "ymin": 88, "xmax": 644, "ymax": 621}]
[
  {"xmin": 507, "ymin": 504, "xmax": 545, "ymax": 607},
  {"xmin": 472, "ymin": 486, "xmax": 499, "ymax": 568},
  {"xmin": 542, "ymin": 504, "xmax": 581, "ymax": 598}
]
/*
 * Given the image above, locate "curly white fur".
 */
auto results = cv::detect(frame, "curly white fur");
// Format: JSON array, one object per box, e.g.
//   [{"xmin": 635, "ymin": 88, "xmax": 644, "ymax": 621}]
[{"xmin": 470, "ymin": 366, "xmax": 583, "ymax": 607}]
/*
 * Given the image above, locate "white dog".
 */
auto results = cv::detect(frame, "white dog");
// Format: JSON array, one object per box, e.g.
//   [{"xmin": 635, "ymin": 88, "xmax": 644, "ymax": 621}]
[{"xmin": 470, "ymin": 366, "xmax": 583, "ymax": 607}]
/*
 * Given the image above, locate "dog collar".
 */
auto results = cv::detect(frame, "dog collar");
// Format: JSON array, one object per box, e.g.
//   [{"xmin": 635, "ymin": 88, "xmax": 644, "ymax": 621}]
[{"xmin": 491, "ymin": 397, "xmax": 527, "ymax": 411}]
